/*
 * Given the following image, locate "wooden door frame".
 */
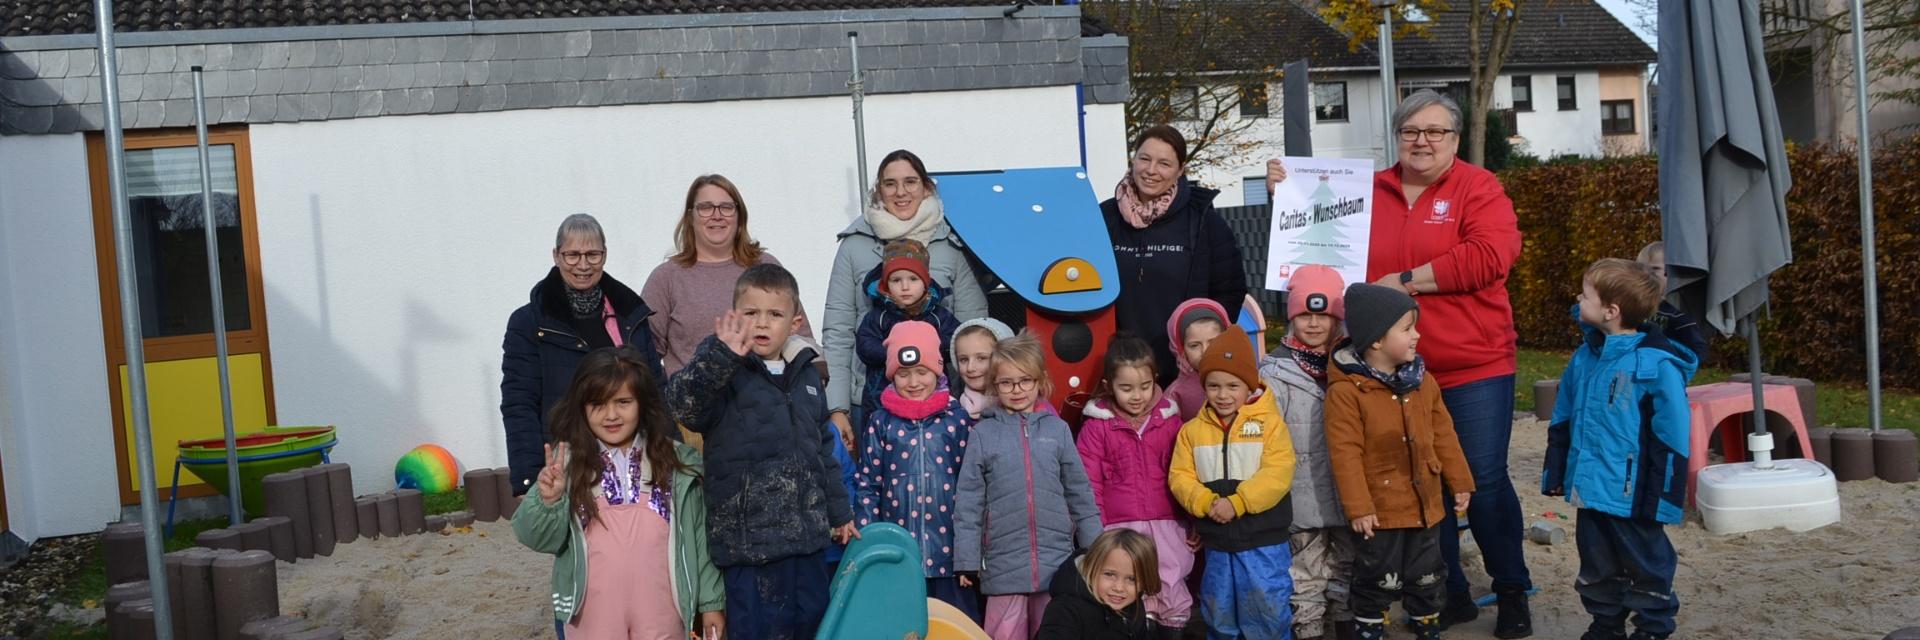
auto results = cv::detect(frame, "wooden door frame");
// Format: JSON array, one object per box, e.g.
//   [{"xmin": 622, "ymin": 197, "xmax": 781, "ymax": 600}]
[{"xmin": 86, "ymin": 125, "xmax": 277, "ymax": 505}]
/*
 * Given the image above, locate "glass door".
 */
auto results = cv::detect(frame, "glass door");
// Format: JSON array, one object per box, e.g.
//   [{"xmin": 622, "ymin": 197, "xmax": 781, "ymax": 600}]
[{"xmin": 87, "ymin": 126, "xmax": 276, "ymax": 505}]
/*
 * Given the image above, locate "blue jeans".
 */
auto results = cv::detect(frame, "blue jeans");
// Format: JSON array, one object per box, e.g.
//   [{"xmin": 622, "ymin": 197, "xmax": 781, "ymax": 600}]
[{"xmin": 1437, "ymin": 374, "xmax": 1533, "ymax": 595}]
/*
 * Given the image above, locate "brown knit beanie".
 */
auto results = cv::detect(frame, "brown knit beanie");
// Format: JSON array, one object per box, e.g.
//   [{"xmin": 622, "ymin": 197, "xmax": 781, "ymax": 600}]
[{"xmin": 1197, "ymin": 328, "xmax": 1259, "ymax": 389}]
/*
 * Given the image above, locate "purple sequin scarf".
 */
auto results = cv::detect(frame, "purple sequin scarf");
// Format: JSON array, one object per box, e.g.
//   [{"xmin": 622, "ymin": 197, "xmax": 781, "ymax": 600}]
[{"xmin": 582, "ymin": 446, "xmax": 671, "ymax": 526}]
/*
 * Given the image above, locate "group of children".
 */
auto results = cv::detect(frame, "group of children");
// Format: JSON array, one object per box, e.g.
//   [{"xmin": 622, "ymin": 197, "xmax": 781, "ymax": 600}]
[{"xmin": 513, "ymin": 238, "xmax": 1701, "ymax": 640}]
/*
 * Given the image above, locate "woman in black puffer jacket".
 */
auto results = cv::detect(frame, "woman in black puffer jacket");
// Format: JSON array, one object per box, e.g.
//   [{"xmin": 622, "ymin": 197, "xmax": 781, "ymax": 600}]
[{"xmin": 1037, "ymin": 529, "xmax": 1163, "ymax": 640}]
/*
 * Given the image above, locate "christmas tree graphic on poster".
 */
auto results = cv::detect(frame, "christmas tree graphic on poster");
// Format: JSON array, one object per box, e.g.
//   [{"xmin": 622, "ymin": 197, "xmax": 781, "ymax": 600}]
[{"xmin": 1264, "ymin": 156, "xmax": 1373, "ymax": 292}]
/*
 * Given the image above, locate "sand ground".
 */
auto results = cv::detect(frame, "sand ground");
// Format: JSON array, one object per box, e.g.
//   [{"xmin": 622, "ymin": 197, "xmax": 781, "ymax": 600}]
[{"xmin": 277, "ymin": 417, "xmax": 1920, "ymax": 639}]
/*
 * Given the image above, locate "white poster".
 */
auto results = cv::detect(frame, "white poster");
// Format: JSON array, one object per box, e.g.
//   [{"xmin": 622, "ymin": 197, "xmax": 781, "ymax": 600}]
[{"xmin": 1263, "ymin": 156, "xmax": 1374, "ymax": 292}]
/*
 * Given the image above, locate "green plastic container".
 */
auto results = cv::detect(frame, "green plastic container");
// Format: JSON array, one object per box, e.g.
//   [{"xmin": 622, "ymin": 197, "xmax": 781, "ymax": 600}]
[{"xmin": 178, "ymin": 426, "xmax": 338, "ymax": 516}]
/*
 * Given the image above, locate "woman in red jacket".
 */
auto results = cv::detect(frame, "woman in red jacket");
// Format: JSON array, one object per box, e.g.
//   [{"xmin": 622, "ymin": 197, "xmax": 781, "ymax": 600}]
[{"xmin": 1269, "ymin": 89, "xmax": 1532, "ymax": 638}]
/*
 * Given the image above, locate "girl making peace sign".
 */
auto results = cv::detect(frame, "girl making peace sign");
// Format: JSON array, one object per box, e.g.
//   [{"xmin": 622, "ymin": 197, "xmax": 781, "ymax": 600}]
[{"xmin": 514, "ymin": 346, "xmax": 727, "ymax": 639}]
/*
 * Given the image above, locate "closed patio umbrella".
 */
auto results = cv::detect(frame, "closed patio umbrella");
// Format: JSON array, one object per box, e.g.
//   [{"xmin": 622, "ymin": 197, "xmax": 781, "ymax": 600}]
[{"xmin": 1657, "ymin": 0, "xmax": 1793, "ymax": 456}]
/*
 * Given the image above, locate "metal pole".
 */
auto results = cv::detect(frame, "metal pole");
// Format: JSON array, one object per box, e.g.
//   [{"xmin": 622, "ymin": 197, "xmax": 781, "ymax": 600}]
[
  {"xmin": 1848, "ymin": 0, "xmax": 1882, "ymax": 431},
  {"xmin": 94, "ymin": 0, "xmax": 174, "ymax": 635},
  {"xmin": 191, "ymin": 67, "xmax": 243, "ymax": 525},
  {"xmin": 1746, "ymin": 314, "xmax": 1774, "ymax": 468},
  {"xmin": 848, "ymin": 31, "xmax": 871, "ymax": 200},
  {"xmin": 1377, "ymin": 2, "xmax": 1397, "ymax": 155}
]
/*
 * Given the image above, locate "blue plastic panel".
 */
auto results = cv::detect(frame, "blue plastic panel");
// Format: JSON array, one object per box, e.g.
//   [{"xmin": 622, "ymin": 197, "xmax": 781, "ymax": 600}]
[{"xmin": 935, "ymin": 167, "xmax": 1119, "ymax": 314}]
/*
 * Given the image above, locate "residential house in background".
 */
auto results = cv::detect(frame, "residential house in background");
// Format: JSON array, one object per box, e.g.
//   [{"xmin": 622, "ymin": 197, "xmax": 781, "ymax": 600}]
[
  {"xmin": 0, "ymin": 0, "xmax": 1133, "ymax": 543},
  {"xmin": 1761, "ymin": 0, "xmax": 1920, "ymax": 144},
  {"xmin": 1099, "ymin": 0, "xmax": 1655, "ymax": 207}
]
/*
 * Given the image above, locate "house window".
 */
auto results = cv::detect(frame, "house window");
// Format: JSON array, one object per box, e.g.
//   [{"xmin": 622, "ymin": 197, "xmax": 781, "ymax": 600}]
[
  {"xmin": 1171, "ymin": 85, "xmax": 1200, "ymax": 120},
  {"xmin": 114, "ymin": 144, "xmax": 254, "ymax": 337},
  {"xmin": 1602, "ymin": 100, "xmax": 1636, "ymax": 134},
  {"xmin": 1241, "ymin": 177, "xmax": 1270, "ymax": 206},
  {"xmin": 1313, "ymin": 82, "xmax": 1348, "ymax": 122},
  {"xmin": 1511, "ymin": 75, "xmax": 1533, "ymax": 111},
  {"xmin": 1239, "ymin": 84, "xmax": 1269, "ymax": 119},
  {"xmin": 1557, "ymin": 75, "xmax": 1577, "ymax": 110}
]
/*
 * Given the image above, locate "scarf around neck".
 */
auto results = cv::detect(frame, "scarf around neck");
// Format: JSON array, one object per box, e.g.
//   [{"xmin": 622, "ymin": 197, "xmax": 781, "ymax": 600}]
[
  {"xmin": 1356, "ymin": 352, "xmax": 1426, "ymax": 396},
  {"xmin": 1114, "ymin": 175, "xmax": 1178, "ymax": 229},
  {"xmin": 1284, "ymin": 334, "xmax": 1332, "ymax": 382},
  {"xmin": 587, "ymin": 444, "xmax": 672, "ymax": 526},
  {"xmin": 564, "ymin": 284, "xmax": 604, "ymax": 319},
  {"xmin": 880, "ymin": 384, "xmax": 955, "ymax": 421},
  {"xmin": 863, "ymin": 193, "xmax": 946, "ymax": 246}
]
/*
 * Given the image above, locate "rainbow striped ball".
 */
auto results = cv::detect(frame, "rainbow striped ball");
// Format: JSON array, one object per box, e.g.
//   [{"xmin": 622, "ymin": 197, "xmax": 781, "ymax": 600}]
[{"xmin": 394, "ymin": 444, "xmax": 459, "ymax": 493}]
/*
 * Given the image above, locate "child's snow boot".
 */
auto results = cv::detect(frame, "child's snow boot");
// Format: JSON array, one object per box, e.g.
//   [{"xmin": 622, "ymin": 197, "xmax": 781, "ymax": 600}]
[
  {"xmin": 1353, "ymin": 617, "xmax": 1387, "ymax": 640},
  {"xmin": 1411, "ymin": 613, "xmax": 1444, "ymax": 640}
]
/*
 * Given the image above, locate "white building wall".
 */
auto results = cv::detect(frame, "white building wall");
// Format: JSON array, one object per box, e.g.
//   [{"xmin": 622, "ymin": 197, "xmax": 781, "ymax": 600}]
[
  {"xmin": 1498, "ymin": 70, "xmax": 1606, "ymax": 159},
  {"xmin": 1189, "ymin": 74, "xmax": 1393, "ymax": 208},
  {"xmin": 0, "ymin": 134, "xmax": 123, "ymax": 541},
  {"xmin": 0, "ymin": 85, "xmax": 1110, "ymax": 537},
  {"xmin": 1187, "ymin": 69, "xmax": 1622, "ymax": 207},
  {"xmin": 248, "ymin": 85, "xmax": 1094, "ymax": 499},
  {"xmin": 1305, "ymin": 74, "xmax": 1390, "ymax": 167},
  {"xmin": 1082, "ymin": 102, "xmax": 1130, "ymax": 198},
  {"xmin": 1185, "ymin": 105, "xmax": 1285, "ymax": 209}
]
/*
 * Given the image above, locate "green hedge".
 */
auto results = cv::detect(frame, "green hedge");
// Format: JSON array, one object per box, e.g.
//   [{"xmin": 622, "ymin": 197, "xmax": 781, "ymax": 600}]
[{"xmin": 1498, "ymin": 136, "xmax": 1920, "ymax": 390}]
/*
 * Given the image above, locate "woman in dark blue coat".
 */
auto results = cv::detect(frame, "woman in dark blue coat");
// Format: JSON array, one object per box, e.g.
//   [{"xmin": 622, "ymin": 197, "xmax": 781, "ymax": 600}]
[
  {"xmin": 500, "ymin": 213, "xmax": 663, "ymax": 496},
  {"xmin": 1100, "ymin": 124, "xmax": 1248, "ymax": 386}
]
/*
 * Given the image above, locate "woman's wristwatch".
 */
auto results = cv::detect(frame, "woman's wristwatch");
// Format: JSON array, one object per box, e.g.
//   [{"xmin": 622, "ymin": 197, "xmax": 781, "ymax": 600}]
[{"xmin": 1400, "ymin": 270, "xmax": 1416, "ymax": 294}]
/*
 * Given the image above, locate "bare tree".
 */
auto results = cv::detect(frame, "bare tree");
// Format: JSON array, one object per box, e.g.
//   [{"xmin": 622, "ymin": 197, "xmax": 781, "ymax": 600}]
[
  {"xmin": 1083, "ymin": 0, "xmax": 1290, "ymax": 175},
  {"xmin": 1763, "ymin": 0, "xmax": 1919, "ymax": 112},
  {"xmin": 1634, "ymin": 0, "xmax": 1920, "ymax": 113},
  {"xmin": 1464, "ymin": 1, "xmax": 1522, "ymax": 166},
  {"xmin": 1319, "ymin": 0, "xmax": 1528, "ymax": 165}
]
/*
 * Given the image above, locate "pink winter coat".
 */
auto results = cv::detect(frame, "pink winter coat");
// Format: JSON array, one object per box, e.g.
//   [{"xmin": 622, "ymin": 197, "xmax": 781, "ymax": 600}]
[{"xmin": 1074, "ymin": 393, "xmax": 1185, "ymax": 525}]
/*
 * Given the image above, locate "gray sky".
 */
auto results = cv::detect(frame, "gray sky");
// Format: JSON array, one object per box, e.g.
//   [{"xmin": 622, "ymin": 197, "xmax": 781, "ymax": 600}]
[{"xmin": 1595, "ymin": 0, "xmax": 1657, "ymax": 48}]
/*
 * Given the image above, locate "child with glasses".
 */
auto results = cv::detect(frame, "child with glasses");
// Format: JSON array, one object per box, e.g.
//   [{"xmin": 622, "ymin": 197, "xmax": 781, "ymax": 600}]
[{"xmin": 954, "ymin": 332, "xmax": 1104, "ymax": 640}]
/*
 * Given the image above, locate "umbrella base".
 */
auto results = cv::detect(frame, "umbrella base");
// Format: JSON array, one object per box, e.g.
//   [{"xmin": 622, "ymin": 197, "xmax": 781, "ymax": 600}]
[{"xmin": 1695, "ymin": 458, "xmax": 1841, "ymax": 535}]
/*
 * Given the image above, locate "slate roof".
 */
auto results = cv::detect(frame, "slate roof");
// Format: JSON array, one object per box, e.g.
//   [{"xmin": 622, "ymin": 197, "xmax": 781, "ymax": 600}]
[
  {"xmin": 1084, "ymin": 0, "xmax": 1372, "ymax": 72},
  {"xmin": 1, "ymin": 0, "xmax": 1019, "ymax": 37},
  {"xmin": 1087, "ymin": 0, "xmax": 1652, "ymax": 73},
  {"xmin": 0, "ymin": 6, "xmax": 1117, "ymax": 134},
  {"xmin": 1392, "ymin": 0, "xmax": 1655, "ymax": 69}
]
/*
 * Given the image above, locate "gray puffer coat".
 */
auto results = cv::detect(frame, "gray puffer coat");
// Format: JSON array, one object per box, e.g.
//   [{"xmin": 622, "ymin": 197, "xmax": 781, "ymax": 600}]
[
  {"xmin": 953, "ymin": 408, "xmax": 1103, "ymax": 595},
  {"xmin": 1259, "ymin": 344, "xmax": 1348, "ymax": 529}
]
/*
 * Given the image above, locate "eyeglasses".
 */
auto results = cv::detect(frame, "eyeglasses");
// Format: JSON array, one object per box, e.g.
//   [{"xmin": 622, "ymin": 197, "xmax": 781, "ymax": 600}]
[
  {"xmin": 878, "ymin": 177, "xmax": 924, "ymax": 194},
  {"xmin": 1398, "ymin": 128, "xmax": 1456, "ymax": 142},
  {"xmin": 560, "ymin": 250, "xmax": 606, "ymax": 266},
  {"xmin": 994, "ymin": 377, "xmax": 1037, "ymax": 393},
  {"xmin": 693, "ymin": 202, "xmax": 738, "ymax": 218}
]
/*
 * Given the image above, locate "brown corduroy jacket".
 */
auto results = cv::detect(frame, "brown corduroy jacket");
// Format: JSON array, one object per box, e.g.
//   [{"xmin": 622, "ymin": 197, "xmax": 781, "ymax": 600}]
[{"xmin": 1323, "ymin": 348, "xmax": 1476, "ymax": 530}]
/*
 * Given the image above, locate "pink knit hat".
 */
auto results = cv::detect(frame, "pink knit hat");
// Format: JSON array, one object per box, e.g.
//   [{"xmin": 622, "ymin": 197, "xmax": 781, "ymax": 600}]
[
  {"xmin": 1286, "ymin": 265, "xmax": 1347, "ymax": 320},
  {"xmin": 885, "ymin": 320, "xmax": 943, "ymax": 378},
  {"xmin": 1165, "ymin": 298, "xmax": 1231, "ymax": 375}
]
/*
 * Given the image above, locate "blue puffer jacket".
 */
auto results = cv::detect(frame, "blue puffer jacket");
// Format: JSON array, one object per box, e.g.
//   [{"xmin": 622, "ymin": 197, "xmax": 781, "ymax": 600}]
[
  {"xmin": 500, "ymin": 268, "xmax": 663, "ymax": 496},
  {"xmin": 665, "ymin": 336, "xmax": 855, "ymax": 567},
  {"xmin": 855, "ymin": 385, "xmax": 975, "ymax": 577},
  {"xmin": 856, "ymin": 263, "xmax": 961, "ymax": 411},
  {"xmin": 828, "ymin": 420, "xmax": 857, "ymax": 565},
  {"xmin": 1541, "ymin": 315, "xmax": 1698, "ymax": 524}
]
